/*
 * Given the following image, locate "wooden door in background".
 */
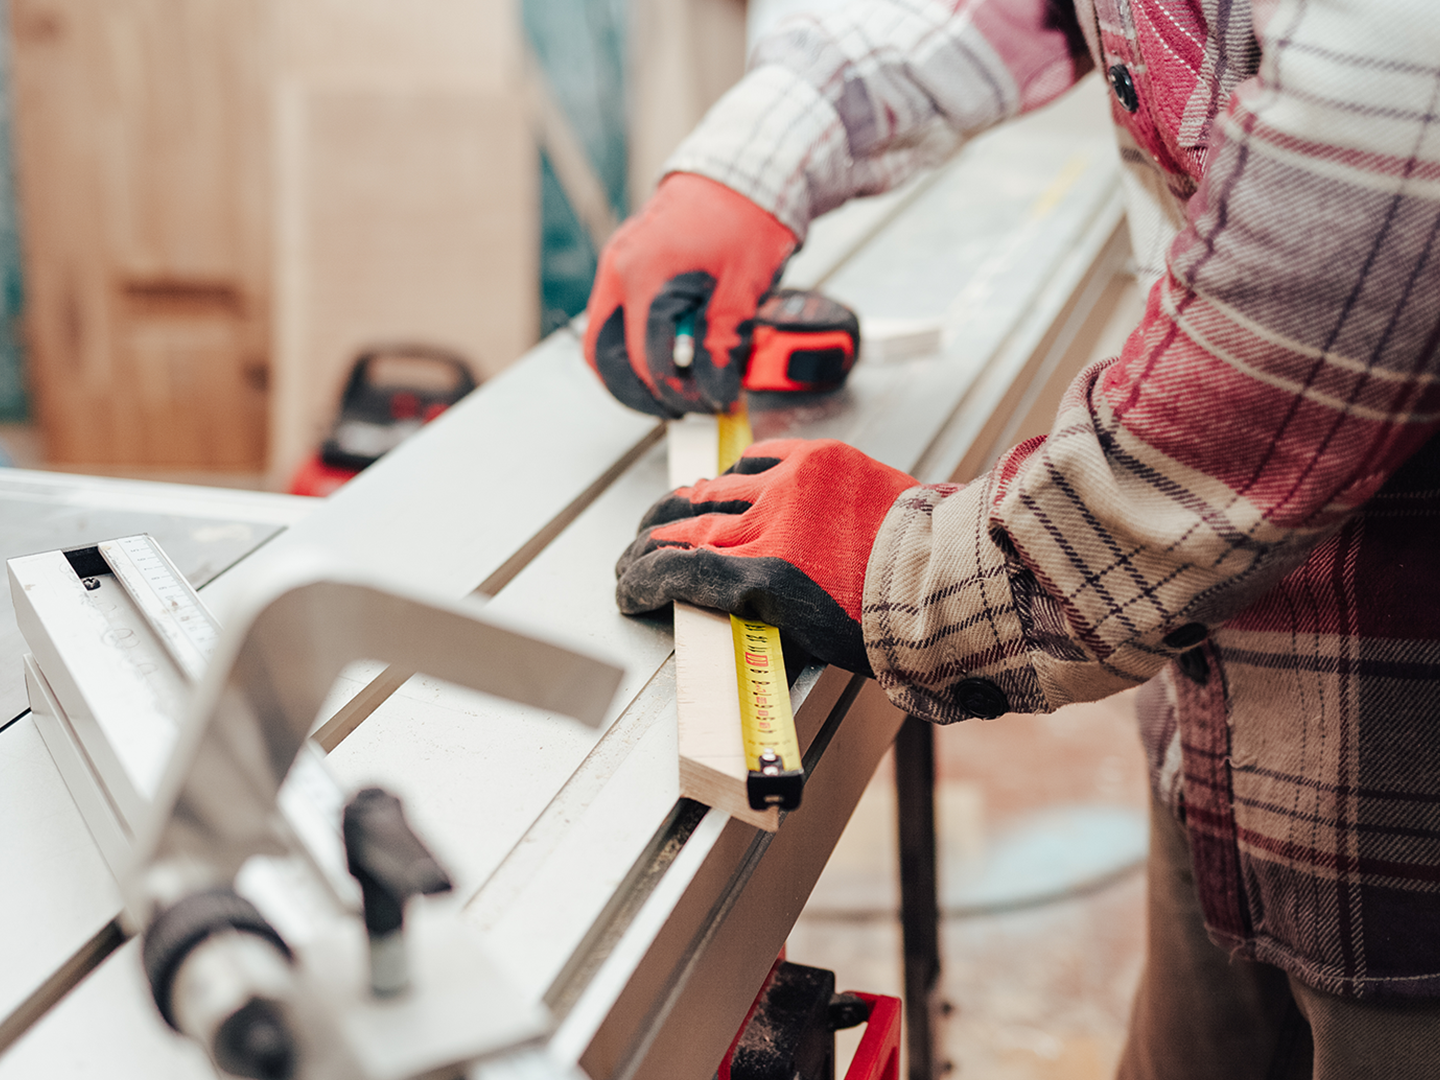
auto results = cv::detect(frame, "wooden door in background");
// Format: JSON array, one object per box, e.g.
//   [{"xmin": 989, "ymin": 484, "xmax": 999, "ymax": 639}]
[{"xmin": 9, "ymin": 0, "xmax": 270, "ymax": 469}]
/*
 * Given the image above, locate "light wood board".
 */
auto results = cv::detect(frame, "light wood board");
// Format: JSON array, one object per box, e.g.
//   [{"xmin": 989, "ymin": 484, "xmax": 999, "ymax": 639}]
[
  {"xmin": 10, "ymin": 0, "xmax": 537, "ymax": 477},
  {"xmin": 674, "ymin": 601, "xmax": 779, "ymax": 830},
  {"xmin": 669, "ymin": 415, "xmax": 793, "ymax": 831}
]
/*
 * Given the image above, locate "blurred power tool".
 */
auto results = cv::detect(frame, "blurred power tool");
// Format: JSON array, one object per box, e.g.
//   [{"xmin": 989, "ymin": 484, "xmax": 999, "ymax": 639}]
[
  {"xmin": 718, "ymin": 958, "xmax": 902, "ymax": 1080},
  {"xmin": 290, "ymin": 346, "xmax": 479, "ymax": 497},
  {"xmin": 744, "ymin": 289, "xmax": 860, "ymax": 394}
]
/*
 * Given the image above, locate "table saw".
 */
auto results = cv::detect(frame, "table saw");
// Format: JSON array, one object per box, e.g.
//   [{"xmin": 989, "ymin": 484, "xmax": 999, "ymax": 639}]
[{"xmin": 0, "ymin": 77, "xmax": 1131, "ymax": 1080}]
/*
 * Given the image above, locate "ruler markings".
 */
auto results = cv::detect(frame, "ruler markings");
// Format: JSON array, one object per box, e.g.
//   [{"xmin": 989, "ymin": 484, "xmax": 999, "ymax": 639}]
[
  {"xmin": 100, "ymin": 535, "xmax": 221, "ymax": 684},
  {"xmin": 714, "ymin": 403, "xmax": 805, "ymax": 812},
  {"xmin": 732, "ymin": 615, "xmax": 803, "ymax": 811}
]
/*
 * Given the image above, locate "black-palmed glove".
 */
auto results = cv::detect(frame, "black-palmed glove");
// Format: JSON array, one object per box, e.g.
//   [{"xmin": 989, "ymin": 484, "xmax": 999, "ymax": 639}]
[
  {"xmin": 616, "ymin": 439, "xmax": 918, "ymax": 673},
  {"xmin": 583, "ymin": 173, "xmax": 797, "ymax": 417}
]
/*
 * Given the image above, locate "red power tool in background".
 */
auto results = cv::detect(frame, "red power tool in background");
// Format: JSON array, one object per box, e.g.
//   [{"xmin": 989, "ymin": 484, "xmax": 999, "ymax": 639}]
[{"xmin": 289, "ymin": 345, "xmax": 479, "ymax": 497}]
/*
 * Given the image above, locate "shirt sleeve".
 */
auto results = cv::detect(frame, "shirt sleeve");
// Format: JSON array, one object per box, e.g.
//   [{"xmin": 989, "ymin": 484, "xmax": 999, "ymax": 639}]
[
  {"xmin": 861, "ymin": 0, "xmax": 1440, "ymax": 724},
  {"xmin": 665, "ymin": 0, "xmax": 1091, "ymax": 238}
]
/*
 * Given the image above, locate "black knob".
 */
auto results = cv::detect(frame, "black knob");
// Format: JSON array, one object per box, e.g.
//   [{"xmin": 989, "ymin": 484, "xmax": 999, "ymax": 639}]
[
  {"xmin": 343, "ymin": 787, "xmax": 452, "ymax": 937},
  {"xmin": 142, "ymin": 888, "xmax": 292, "ymax": 1031},
  {"xmin": 213, "ymin": 998, "xmax": 297, "ymax": 1080}
]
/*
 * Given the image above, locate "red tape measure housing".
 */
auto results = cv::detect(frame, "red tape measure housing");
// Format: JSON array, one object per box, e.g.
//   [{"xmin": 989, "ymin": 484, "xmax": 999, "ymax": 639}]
[
  {"xmin": 746, "ymin": 327, "xmax": 857, "ymax": 392},
  {"xmin": 743, "ymin": 289, "xmax": 860, "ymax": 394}
]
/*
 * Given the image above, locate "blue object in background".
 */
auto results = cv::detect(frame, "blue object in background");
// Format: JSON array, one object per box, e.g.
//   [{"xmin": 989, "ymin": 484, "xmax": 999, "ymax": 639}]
[
  {"xmin": 539, "ymin": 151, "xmax": 600, "ymax": 335},
  {"xmin": 0, "ymin": 0, "xmax": 24, "ymax": 421},
  {"xmin": 523, "ymin": 0, "xmax": 628, "ymax": 335}
]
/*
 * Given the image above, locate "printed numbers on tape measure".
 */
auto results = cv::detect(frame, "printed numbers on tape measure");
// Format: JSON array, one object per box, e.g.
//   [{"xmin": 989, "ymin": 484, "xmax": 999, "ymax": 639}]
[{"xmin": 731, "ymin": 616, "xmax": 800, "ymax": 775}]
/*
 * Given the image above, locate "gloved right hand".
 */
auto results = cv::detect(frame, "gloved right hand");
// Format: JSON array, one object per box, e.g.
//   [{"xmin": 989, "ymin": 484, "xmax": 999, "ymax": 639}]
[{"xmin": 583, "ymin": 173, "xmax": 797, "ymax": 417}]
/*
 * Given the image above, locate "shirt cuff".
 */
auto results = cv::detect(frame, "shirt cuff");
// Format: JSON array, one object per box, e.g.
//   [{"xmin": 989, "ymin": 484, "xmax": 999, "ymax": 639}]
[
  {"xmin": 861, "ymin": 479, "xmax": 1043, "ymax": 723},
  {"xmin": 863, "ymin": 476, "xmax": 1154, "ymax": 723}
]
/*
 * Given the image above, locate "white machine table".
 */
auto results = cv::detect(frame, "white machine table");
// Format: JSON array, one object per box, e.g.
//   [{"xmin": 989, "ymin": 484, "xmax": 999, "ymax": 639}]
[{"xmin": 0, "ymin": 78, "xmax": 1130, "ymax": 1080}]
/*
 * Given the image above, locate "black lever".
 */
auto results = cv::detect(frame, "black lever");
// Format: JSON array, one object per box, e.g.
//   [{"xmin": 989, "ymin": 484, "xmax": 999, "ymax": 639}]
[{"xmin": 343, "ymin": 786, "xmax": 452, "ymax": 995}]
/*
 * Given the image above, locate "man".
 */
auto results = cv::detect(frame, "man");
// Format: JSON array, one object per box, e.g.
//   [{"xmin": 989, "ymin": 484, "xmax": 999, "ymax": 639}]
[{"xmin": 584, "ymin": 0, "xmax": 1440, "ymax": 1075}]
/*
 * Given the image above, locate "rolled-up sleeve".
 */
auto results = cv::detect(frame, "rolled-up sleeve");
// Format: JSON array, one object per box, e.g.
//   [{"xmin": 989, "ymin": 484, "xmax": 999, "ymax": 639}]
[{"xmin": 666, "ymin": 0, "xmax": 1091, "ymax": 237}]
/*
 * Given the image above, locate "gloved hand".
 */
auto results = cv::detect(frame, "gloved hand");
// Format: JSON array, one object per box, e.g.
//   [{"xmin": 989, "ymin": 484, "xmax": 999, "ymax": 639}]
[
  {"xmin": 615, "ymin": 439, "xmax": 918, "ymax": 674},
  {"xmin": 584, "ymin": 173, "xmax": 797, "ymax": 417}
]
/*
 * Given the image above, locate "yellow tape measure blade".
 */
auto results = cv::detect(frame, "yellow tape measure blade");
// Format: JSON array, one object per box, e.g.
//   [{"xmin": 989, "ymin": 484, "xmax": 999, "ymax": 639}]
[
  {"xmin": 731, "ymin": 614, "xmax": 803, "ymax": 811},
  {"xmin": 717, "ymin": 402, "xmax": 754, "ymax": 474}
]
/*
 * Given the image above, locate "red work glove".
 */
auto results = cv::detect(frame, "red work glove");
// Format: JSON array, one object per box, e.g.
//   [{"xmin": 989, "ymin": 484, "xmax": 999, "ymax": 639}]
[
  {"xmin": 584, "ymin": 173, "xmax": 797, "ymax": 417},
  {"xmin": 615, "ymin": 439, "xmax": 918, "ymax": 674}
]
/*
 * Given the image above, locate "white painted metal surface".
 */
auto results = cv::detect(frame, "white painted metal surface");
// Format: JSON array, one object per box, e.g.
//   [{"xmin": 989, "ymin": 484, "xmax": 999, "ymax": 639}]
[
  {"xmin": 0, "ymin": 714, "xmax": 124, "ymax": 1028},
  {"xmin": 0, "ymin": 478, "xmax": 313, "ymax": 1044},
  {"xmin": 0, "ymin": 472, "xmax": 312, "ymax": 721},
  {"xmin": 13, "ymin": 543, "xmax": 626, "ymax": 1077},
  {"xmin": 0, "ymin": 77, "xmax": 1129, "ymax": 1079},
  {"xmin": 12, "ymin": 547, "xmax": 196, "ymax": 831}
]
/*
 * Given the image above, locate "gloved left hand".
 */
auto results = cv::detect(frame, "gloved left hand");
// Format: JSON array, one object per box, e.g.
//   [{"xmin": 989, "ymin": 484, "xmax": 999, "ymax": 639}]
[{"xmin": 615, "ymin": 439, "xmax": 918, "ymax": 674}]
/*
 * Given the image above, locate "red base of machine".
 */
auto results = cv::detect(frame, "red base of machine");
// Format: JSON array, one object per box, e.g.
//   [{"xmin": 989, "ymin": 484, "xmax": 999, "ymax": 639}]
[
  {"xmin": 841, "ymin": 994, "xmax": 901, "ymax": 1080},
  {"xmin": 718, "ymin": 957, "xmax": 901, "ymax": 1080}
]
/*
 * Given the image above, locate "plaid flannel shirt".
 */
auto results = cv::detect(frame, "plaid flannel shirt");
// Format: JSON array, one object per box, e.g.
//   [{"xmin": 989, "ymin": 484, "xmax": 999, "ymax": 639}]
[{"xmin": 669, "ymin": 0, "xmax": 1440, "ymax": 998}]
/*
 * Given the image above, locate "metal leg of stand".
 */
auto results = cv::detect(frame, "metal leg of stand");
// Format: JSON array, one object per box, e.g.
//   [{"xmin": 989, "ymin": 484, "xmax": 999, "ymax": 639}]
[{"xmin": 894, "ymin": 715, "xmax": 946, "ymax": 1079}]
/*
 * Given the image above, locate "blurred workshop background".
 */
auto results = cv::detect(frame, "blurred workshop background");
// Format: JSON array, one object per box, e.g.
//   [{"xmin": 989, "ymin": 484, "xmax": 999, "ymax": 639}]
[
  {"xmin": 0, "ymin": 0, "xmax": 756, "ymax": 487},
  {"xmin": 0, "ymin": 2, "xmax": 1151, "ymax": 1076}
]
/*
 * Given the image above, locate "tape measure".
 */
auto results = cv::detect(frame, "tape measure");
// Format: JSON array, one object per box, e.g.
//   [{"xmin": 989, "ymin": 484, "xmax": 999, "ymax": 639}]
[
  {"xmin": 715, "ymin": 404, "xmax": 805, "ymax": 813},
  {"xmin": 669, "ymin": 318, "xmax": 807, "ymax": 812},
  {"xmin": 672, "ymin": 289, "xmax": 860, "ymax": 397},
  {"xmin": 731, "ymin": 615, "xmax": 803, "ymax": 810},
  {"xmin": 746, "ymin": 289, "xmax": 860, "ymax": 394},
  {"xmin": 716, "ymin": 405, "xmax": 753, "ymax": 476}
]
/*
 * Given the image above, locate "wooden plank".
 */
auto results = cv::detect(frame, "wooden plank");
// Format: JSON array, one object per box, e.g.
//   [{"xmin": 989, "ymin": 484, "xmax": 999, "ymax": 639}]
[
  {"xmin": 12, "ymin": 0, "xmax": 537, "ymax": 476},
  {"xmin": 675, "ymin": 603, "xmax": 777, "ymax": 830},
  {"xmin": 626, "ymin": 0, "xmax": 745, "ymax": 199},
  {"xmin": 269, "ymin": 0, "xmax": 537, "ymax": 483},
  {"xmin": 666, "ymin": 415, "xmax": 788, "ymax": 830},
  {"xmin": 270, "ymin": 81, "xmax": 536, "ymax": 483}
]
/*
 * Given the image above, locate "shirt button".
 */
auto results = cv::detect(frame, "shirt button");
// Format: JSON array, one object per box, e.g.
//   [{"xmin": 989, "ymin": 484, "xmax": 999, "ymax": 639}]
[
  {"xmin": 1163, "ymin": 622, "xmax": 1208, "ymax": 649},
  {"xmin": 1109, "ymin": 64, "xmax": 1138, "ymax": 113},
  {"xmin": 954, "ymin": 678, "xmax": 1008, "ymax": 719}
]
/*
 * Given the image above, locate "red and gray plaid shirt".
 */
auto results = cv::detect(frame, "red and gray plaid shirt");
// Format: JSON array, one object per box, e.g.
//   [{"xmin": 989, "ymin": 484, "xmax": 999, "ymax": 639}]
[{"xmin": 670, "ymin": 0, "xmax": 1440, "ymax": 999}]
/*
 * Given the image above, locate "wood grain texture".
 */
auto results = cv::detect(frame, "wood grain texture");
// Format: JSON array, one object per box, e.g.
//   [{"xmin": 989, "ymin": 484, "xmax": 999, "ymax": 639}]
[
  {"xmin": 668, "ymin": 416, "xmax": 789, "ymax": 831},
  {"xmin": 268, "ymin": 0, "xmax": 536, "ymax": 483},
  {"xmin": 627, "ymin": 0, "xmax": 745, "ymax": 200},
  {"xmin": 11, "ymin": 0, "xmax": 536, "ymax": 476},
  {"xmin": 10, "ymin": 0, "xmax": 271, "ymax": 467},
  {"xmin": 675, "ymin": 602, "xmax": 779, "ymax": 831},
  {"xmin": 270, "ymin": 81, "xmax": 535, "ymax": 481}
]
